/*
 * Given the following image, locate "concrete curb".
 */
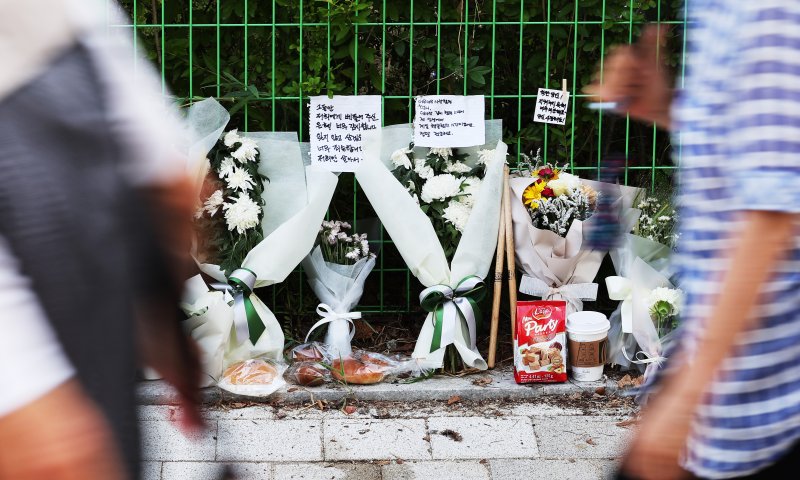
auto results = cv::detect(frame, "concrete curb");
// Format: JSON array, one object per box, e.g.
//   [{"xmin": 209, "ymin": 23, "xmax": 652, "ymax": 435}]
[{"xmin": 138, "ymin": 368, "xmax": 620, "ymax": 405}]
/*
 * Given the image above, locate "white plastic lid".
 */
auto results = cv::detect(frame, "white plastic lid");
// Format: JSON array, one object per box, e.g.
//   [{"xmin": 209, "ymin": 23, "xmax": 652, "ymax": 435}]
[{"xmin": 566, "ymin": 311, "xmax": 610, "ymax": 335}]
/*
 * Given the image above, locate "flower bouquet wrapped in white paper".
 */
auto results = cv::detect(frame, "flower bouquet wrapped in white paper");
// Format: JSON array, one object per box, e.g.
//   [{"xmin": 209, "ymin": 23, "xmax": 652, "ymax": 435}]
[
  {"xmin": 301, "ymin": 220, "xmax": 377, "ymax": 359},
  {"xmin": 606, "ymin": 253, "xmax": 681, "ymax": 383},
  {"xmin": 509, "ymin": 161, "xmax": 640, "ymax": 315},
  {"xmin": 180, "ymin": 98, "xmax": 338, "ymax": 394},
  {"xmin": 605, "ymin": 194, "xmax": 679, "ymax": 375},
  {"xmin": 355, "ymin": 121, "xmax": 506, "ymax": 371}
]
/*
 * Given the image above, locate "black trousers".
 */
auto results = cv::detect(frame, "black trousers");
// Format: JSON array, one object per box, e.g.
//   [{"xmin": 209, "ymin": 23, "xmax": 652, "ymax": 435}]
[{"xmin": 615, "ymin": 441, "xmax": 800, "ymax": 480}]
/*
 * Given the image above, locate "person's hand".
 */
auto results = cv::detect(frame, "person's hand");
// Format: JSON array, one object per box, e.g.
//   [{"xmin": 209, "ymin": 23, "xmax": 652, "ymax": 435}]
[
  {"xmin": 585, "ymin": 24, "xmax": 673, "ymax": 129},
  {"xmin": 621, "ymin": 384, "xmax": 695, "ymax": 480},
  {"xmin": 0, "ymin": 380, "xmax": 127, "ymax": 480}
]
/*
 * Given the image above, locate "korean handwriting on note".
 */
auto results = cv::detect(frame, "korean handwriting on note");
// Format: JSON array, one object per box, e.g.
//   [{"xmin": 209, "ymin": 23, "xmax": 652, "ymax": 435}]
[
  {"xmin": 310, "ymin": 95, "xmax": 382, "ymax": 172},
  {"xmin": 413, "ymin": 95, "xmax": 485, "ymax": 147},
  {"xmin": 533, "ymin": 88, "xmax": 570, "ymax": 125}
]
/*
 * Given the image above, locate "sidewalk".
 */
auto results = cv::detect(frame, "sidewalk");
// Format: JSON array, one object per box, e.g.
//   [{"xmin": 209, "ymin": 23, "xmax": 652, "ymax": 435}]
[{"xmin": 139, "ymin": 368, "xmax": 637, "ymax": 479}]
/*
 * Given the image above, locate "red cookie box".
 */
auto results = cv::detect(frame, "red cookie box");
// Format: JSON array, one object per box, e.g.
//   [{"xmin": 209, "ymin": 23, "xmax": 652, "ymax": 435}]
[{"xmin": 514, "ymin": 300, "xmax": 568, "ymax": 384}]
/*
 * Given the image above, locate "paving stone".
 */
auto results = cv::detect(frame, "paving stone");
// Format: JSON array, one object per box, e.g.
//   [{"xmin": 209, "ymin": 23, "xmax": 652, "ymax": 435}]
[
  {"xmin": 382, "ymin": 460, "xmax": 491, "ymax": 480},
  {"xmin": 273, "ymin": 462, "xmax": 380, "ymax": 479},
  {"xmin": 534, "ymin": 416, "xmax": 631, "ymax": 459},
  {"xmin": 508, "ymin": 403, "xmax": 584, "ymax": 417},
  {"xmin": 323, "ymin": 419, "xmax": 431, "ymax": 461},
  {"xmin": 140, "ymin": 420, "xmax": 217, "ymax": 461},
  {"xmin": 428, "ymin": 417, "xmax": 538, "ymax": 460},
  {"xmin": 138, "ymin": 406, "xmax": 176, "ymax": 421},
  {"xmin": 217, "ymin": 420, "xmax": 323, "ymax": 462},
  {"xmin": 161, "ymin": 462, "xmax": 224, "ymax": 480},
  {"xmin": 141, "ymin": 461, "xmax": 161, "ymax": 480},
  {"xmin": 489, "ymin": 459, "xmax": 611, "ymax": 479},
  {"xmin": 207, "ymin": 405, "xmax": 275, "ymax": 420}
]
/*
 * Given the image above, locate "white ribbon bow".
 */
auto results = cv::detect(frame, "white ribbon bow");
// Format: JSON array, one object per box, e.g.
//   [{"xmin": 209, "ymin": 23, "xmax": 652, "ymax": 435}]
[
  {"xmin": 519, "ymin": 275, "xmax": 598, "ymax": 313},
  {"xmin": 304, "ymin": 303, "xmax": 361, "ymax": 343},
  {"xmin": 606, "ymin": 276, "xmax": 634, "ymax": 333},
  {"xmin": 620, "ymin": 342, "xmax": 666, "ymax": 366}
]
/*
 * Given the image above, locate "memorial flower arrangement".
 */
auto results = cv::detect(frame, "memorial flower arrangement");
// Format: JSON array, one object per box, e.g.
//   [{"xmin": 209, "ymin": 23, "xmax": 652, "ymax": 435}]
[
  {"xmin": 179, "ymin": 97, "xmax": 338, "ymax": 395},
  {"xmin": 510, "ymin": 151, "xmax": 641, "ymax": 315},
  {"xmin": 193, "ymin": 129, "xmax": 268, "ymax": 276},
  {"xmin": 647, "ymin": 287, "xmax": 682, "ymax": 336},
  {"xmin": 317, "ymin": 220, "xmax": 375, "ymax": 264},
  {"xmin": 301, "ymin": 220, "xmax": 378, "ymax": 359},
  {"xmin": 354, "ymin": 121, "xmax": 506, "ymax": 372},
  {"xmin": 633, "ymin": 194, "xmax": 679, "ymax": 249},
  {"xmin": 390, "ymin": 145, "xmax": 490, "ymax": 260},
  {"xmin": 605, "ymin": 189, "xmax": 680, "ymax": 377},
  {"xmin": 521, "ymin": 163, "xmax": 598, "ymax": 237}
]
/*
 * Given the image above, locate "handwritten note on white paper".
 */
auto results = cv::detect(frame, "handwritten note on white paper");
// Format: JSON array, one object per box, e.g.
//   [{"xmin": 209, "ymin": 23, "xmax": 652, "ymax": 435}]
[
  {"xmin": 413, "ymin": 95, "xmax": 485, "ymax": 147},
  {"xmin": 310, "ymin": 95, "xmax": 382, "ymax": 172},
  {"xmin": 533, "ymin": 88, "xmax": 570, "ymax": 125}
]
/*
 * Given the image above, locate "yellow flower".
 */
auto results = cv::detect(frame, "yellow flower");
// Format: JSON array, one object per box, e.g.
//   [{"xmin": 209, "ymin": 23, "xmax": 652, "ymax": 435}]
[{"xmin": 522, "ymin": 180, "xmax": 546, "ymax": 209}]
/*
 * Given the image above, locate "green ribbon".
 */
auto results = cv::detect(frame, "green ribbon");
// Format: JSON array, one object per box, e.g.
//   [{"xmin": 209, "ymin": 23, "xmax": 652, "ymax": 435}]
[
  {"xmin": 227, "ymin": 268, "xmax": 265, "ymax": 345},
  {"xmin": 420, "ymin": 276, "xmax": 486, "ymax": 352}
]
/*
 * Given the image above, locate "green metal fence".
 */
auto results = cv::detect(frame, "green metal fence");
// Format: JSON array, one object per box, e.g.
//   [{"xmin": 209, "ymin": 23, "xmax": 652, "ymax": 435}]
[{"xmin": 117, "ymin": 0, "xmax": 688, "ymax": 317}]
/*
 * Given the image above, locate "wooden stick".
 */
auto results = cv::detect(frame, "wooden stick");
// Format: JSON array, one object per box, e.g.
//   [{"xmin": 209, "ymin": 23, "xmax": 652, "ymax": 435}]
[
  {"xmin": 503, "ymin": 166, "xmax": 518, "ymax": 339},
  {"xmin": 487, "ymin": 181, "xmax": 506, "ymax": 369}
]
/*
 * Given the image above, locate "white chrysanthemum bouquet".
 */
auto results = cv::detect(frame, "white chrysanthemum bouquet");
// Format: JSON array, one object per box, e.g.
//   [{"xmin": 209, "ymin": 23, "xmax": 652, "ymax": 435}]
[
  {"xmin": 605, "ymin": 189, "xmax": 680, "ymax": 378},
  {"xmin": 301, "ymin": 220, "xmax": 377, "ymax": 358},
  {"xmin": 180, "ymin": 98, "xmax": 337, "ymax": 394},
  {"xmin": 390, "ymin": 146, "xmax": 489, "ymax": 259},
  {"xmin": 194, "ymin": 128, "xmax": 267, "ymax": 276},
  {"xmin": 353, "ymin": 121, "xmax": 506, "ymax": 373}
]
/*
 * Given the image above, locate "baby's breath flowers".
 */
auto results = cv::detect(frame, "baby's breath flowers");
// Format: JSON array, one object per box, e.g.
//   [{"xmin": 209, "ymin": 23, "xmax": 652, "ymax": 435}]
[{"xmin": 634, "ymin": 194, "xmax": 679, "ymax": 248}]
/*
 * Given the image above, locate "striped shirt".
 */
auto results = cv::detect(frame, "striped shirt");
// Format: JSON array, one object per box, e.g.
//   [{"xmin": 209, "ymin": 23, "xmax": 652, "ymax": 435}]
[{"xmin": 673, "ymin": 1, "xmax": 800, "ymax": 477}]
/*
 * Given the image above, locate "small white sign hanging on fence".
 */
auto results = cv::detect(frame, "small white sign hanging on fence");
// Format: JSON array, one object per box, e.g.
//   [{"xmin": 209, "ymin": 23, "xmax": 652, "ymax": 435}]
[
  {"xmin": 413, "ymin": 95, "xmax": 485, "ymax": 147},
  {"xmin": 310, "ymin": 95, "xmax": 382, "ymax": 172},
  {"xmin": 533, "ymin": 88, "xmax": 570, "ymax": 125}
]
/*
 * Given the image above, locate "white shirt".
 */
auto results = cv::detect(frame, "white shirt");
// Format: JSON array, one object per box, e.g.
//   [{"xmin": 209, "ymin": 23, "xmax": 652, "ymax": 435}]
[{"xmin": 0, "ymin": 237, "xmax": 75, "ymax": 416}]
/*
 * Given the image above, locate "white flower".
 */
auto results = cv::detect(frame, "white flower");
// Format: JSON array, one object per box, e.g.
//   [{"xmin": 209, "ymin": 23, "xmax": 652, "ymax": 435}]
[
  {"xmin": 420, "ymin": 174, "xmax": 464, "ymax": 204},
  {"xmin": 548, "ymin": 172, "xmax": 582, "ymax": 197},
  {"xmin": 429, "ymin": 147, "xmax": 453, "ymax": 160},
  {"xmin": 345, "ymin": 249, "xmax": 361, "ymax": 261},
  {"xmin": 476, "ymin": 149, "xmax": 495, "ymax": 165},
  {"xmin": 226, "ymin": 167, "xmax": 256, "ymax": 192},
  {"xmin": 647, "ymin": 287, "xmax": 683, "ymax": 315},
  {"xmin": 223, "ymin": 194, "xmax": 262, "ymax": 234},
  {"xmin": 445, "ymin": 161, "xmax": 472, "ymax": 174},
  {"xmin": 231, "ymin": 137, "xmax": 259, "ymax": 163},
  {"xmin": 218, "ymin": 157, "xmax": 236, "ymax": 179},
  {"xmin": 406, "ymin": 180, "xmax": 416, "ymax": 192},
  {"xmin": 459, "ymin": 177, "xmax": 482, "ymax": 207},
  {"xmin": 442, "ymin": 200, "xmax": 472, "ymax": 233},
  {"xmin": 360, "ymin": 239, "xmax": 370, "ymax": 256},
  {"xmin": 391, "ymin": 147, "xmax": 413, "ymax": 170},
  {"xmin": 203, "ymin": 189, "xmax": 225, "ymax": 216},
  {"xmin": 658, "ymin": 215, "xmax": 672, "ymax": 222},
  {"xmin": 223, "ymin": 129, "xmax": 242, "ymax": 147},
  {"xmin": 193, "ymin": 207, "xmax": 204, "ymax": 220},
  {"xmin": 414, "ymin": 159, "xmax": 434, "ymax": 180}
]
